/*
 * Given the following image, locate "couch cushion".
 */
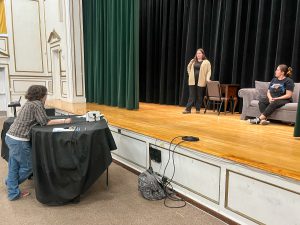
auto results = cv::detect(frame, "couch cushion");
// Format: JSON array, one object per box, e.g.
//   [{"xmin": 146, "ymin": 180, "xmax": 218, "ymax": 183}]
[
  {"xmin": 255, "ymin": 81, "xmax": 269, "ymax": 99},
  {"xmin": 250, "ymin": 100, "xmax": 298, "ymax": 111},
  {"xmin": 250, "ymin": 100, "xmax": 259, "ymax": 107},
  {"xmin": 283, "ymin": 103, "xmax": 298, "ymax": 110}
]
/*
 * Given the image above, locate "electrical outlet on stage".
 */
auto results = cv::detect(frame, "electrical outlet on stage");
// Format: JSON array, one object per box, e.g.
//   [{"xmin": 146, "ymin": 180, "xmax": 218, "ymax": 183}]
[{"xmin": 149, "ymin": 147, "xmax": 161, "ymax": 163}]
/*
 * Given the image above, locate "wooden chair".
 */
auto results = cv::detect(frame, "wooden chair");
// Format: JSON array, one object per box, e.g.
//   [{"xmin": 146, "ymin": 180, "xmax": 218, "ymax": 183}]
[{"xmin": 204, "ymin": 81, "xmax": 233, "ymax": 115}]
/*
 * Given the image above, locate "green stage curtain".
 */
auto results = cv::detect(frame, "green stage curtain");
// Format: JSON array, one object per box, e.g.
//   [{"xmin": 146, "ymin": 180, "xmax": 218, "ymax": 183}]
[
  {"xmin": 294, "ymin": 92, "xmax": 300, "ymax": 137},
  {"xmin": 82, "ymin": 0, "xmax": 139, "ymax": 109}
]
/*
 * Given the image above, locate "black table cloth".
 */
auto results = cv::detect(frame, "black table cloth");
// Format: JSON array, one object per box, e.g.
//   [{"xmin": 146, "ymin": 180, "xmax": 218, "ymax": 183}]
[
  {"xmin": 1, "ymin": 116, "xmax": 83, "ymax": 161},
  {"xmin": 1, "ymin": 117, "xmax": 117, "ymax": 205},
  {"xmin": 1, "ymin": 117, "xmax": 14, "ymax": 161}
]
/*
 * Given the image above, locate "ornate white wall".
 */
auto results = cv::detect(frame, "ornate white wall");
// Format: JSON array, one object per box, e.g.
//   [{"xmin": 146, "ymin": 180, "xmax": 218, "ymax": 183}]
[{"xmin": 0, "ymin": 0, "xmax": 85, "ymax": 116}]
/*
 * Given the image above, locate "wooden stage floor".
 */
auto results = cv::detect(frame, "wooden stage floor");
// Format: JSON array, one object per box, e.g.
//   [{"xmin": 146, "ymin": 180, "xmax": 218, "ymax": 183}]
[{"xmin": 46, "ymin": 100, "xmax": 300, "ymax": 182}]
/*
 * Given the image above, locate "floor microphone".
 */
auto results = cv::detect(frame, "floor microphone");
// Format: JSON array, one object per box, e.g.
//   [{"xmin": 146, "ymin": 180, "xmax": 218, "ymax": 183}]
[{"xmin": 182, "ymin": 136, "xmax": 200, "ymax": 142}]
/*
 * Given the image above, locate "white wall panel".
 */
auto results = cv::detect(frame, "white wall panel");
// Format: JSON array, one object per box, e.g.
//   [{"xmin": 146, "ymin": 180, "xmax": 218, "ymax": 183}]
[
  {"xmin": 12, "ymin": 80, "xmax": 46, "ymax": 93},
  {"xmin": 111, "ymin": 131, "xmax": 147, "ymax": 171},
  {"xmin": 11, "ymin": 0, "xmax": 43, "ymax": 72},
  {"xmin": 0, "ymin": 68, "xmax": 7, "ymax": 111},
  {"xmin": 226, "ymin": 171, "xmax": 300, "ymax": 225},
  {"xmin": 61, "ymin": 80, "xmax": 67, "ymax": 97},
  {"xmin": 151, "ymin": 145, "xmax": 221, "ymax": 203}
]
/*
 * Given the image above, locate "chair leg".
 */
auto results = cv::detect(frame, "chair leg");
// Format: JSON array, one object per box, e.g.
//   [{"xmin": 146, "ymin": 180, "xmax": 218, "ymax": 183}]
[
  {"xmin": 230, "ymin": 99, "xmax": 233, "ymax": 114},
  {"xmin": 218, "ymin": 101, "xmax": 223, "ymax": 116},
  {"xmin": 233, "ymin": 98, "xmax": 238, "ymax": 113},
  {"xmin": 224, "ymin": 100, "xmax": 228, "ymax": 115}
]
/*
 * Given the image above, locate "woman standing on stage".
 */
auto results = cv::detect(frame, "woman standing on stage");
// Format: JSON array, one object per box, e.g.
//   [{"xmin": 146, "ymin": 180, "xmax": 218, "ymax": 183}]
[
  {"xmin": 5, "ymin": 85, "xmax": 72, "ymax": 200},
  {"xmin": 183, "ymin": 48, "xmax": 211, "ymax": 114}
]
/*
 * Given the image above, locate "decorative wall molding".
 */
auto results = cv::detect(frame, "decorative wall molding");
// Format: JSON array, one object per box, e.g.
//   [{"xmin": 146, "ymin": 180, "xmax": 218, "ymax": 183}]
[
  {"xmin": 42, "ymin": 0, "xmax": 50, "ymax": 74},
  {"xmin": 70, "ymin": 0, "xmax": 84, "ymax": 97},
  {"xmin": 3, "ymin": 0, "xmax": 86, "ymax": 111},
  {"xmin": 48, "ymin": 80, "xmax": 53, "ymax": 93},
  {"xmin": 0, "ymin": 64, "xmax": 11, "ymax": 114},
  {"xmin": 49, "ymin": 44, "xmax": 65, "ymax": 74},
  {"xmin": 0, "ymin": 36, "xmax": 9, "ymax": 57},
  {"xmin": 48, "ymin": 29, "xmax": 61, "ymax": 44},
  {"xmin": 61, "ymin": 79, "xmax": 67, "ymax": 97},
  {"xmin": 12, "ymin": 79, "xmax": 47, "ymax": 93}
]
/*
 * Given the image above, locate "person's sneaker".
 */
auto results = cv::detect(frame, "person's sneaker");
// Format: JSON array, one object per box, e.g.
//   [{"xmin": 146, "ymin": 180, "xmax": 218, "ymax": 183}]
[
  {"xmin": 20, "ymin": 191, "xmax": 30, "ymax": 198},
  {"xmin": 249, "ymin": 117, "xmax": 261, "ymax": 124},
  {"xmin": 260, "ymin": 120, "xmax": 270, "ymax": 125},
  {"xmin": 182, "ymin": 110, "xmax": 191, "ymax": 114},
  {"xmin": 10, "ymin": 190, "xmax": 30, "ymax": 201}
]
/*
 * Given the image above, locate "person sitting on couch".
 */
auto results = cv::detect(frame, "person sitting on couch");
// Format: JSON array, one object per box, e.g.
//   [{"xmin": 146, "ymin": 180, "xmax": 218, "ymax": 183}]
[{"xmin": 250, "ymin": 64, "xmax": 294, "ymax": 125}]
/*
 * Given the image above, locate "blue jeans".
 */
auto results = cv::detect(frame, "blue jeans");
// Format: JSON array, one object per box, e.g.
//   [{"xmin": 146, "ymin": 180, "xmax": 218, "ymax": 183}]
[{"xmin": 5, "ymin": 135, "xmax": 32, "ymax": 200}]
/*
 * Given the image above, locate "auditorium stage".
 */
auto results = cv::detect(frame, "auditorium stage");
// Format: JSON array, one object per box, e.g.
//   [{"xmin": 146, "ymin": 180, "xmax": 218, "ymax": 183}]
[{"xmin": 46, "ymin": 100, "xmax": 300, "ymax": 182}]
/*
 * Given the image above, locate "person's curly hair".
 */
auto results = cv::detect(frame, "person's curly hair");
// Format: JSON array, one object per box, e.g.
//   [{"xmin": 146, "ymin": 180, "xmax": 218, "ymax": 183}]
[{"xmin": 25, "ymin": 85, "xmax": 48, "ymax": 101}]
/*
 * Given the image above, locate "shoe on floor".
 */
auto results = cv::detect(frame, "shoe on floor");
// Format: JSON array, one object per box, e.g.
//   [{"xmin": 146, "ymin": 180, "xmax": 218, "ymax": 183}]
[
  {"xmin": 10, "ymin": 190, "xmax": 30, "ymax": 201},
  {"xmin": 260, "ymin": 120, "xmax": 270, "ymax": 125},
  {"xmin": 182, "ymin": 110, "xmax": 191, "ymax": 114},
  {"xmin": 249, "ymin": 117, "xmax": 261, "ymax": 124},
  {"xmin": 20, "ymin": 191, "xmax": 30, "ymax": 198}
]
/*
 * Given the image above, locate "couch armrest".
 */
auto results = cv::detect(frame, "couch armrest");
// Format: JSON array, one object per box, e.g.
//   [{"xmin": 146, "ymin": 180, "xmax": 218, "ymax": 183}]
[
  {"xmin": 238, "ymin": 88, "xmax": 259, "ymax": 120},
  {"xmin": 238, "ymin": 88, "xmax": 259, "ymax": 104}
]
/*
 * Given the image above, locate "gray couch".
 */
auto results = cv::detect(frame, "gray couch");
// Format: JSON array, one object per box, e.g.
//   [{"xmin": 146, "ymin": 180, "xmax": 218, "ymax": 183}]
[{"xmin": 238, "ymin": 81, "xmax": 300, "ymax": 123}]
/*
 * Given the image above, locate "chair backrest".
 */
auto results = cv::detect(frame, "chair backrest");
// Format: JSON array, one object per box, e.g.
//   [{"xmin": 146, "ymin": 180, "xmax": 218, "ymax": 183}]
[{"xmin": 206, "ymin": 81, "xmax": 221, "ymax": 100}]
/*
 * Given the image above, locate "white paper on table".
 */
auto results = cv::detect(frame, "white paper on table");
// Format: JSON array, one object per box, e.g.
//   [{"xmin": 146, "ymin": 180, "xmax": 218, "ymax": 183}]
[{"xmin": 52, "ymin": 128, "xmax": 73, "ymax": 132}]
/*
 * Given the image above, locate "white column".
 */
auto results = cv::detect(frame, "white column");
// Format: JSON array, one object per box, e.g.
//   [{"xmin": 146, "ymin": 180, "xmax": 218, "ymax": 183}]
[{"xmin": 64, "ymin": 0, "xmax": 86, "ymax": 103}]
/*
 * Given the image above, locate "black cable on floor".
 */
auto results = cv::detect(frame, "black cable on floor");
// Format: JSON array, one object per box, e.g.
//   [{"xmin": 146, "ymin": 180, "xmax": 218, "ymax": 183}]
[{"xmin": 161, "ymin": 137, "xmax": 187, "ymax": 208}]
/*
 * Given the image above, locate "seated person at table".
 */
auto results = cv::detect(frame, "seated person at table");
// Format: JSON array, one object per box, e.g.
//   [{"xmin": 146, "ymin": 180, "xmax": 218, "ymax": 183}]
[
  {"xmin": 249, "ymin": 64, "xmax": 294, "ymax": 125},
  {"xmin": 5, "ymin": 85, "xmax": 72, "ymax": 200}
]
